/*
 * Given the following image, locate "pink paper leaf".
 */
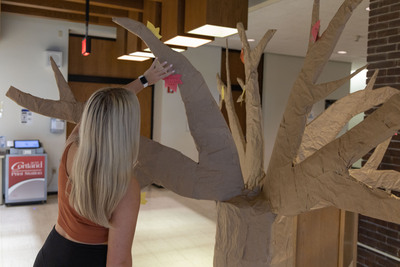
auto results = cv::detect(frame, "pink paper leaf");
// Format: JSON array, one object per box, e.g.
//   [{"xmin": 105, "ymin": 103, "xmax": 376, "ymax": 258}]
[
  {"xmin": 163, "ymin": 74, "xmax": 183, "ymax": 93},
  {"xmin": 311, "ymin": 20, "xmax": 320, "ymax": 43}
]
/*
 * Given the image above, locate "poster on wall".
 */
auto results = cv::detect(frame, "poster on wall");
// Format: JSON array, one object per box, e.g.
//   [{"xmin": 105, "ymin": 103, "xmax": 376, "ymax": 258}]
[{"xmin": 21, "ymin": 109, "xmax": 32, "ymax": 124}]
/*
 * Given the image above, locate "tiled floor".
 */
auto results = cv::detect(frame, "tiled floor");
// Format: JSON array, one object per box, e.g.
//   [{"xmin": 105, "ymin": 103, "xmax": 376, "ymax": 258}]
[{"xmin": 0, "ymin": 186, "xmax": 217, "ymax": 267}]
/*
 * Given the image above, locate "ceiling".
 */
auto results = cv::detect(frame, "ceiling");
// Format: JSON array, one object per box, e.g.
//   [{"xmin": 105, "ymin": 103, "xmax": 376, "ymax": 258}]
[
  {"xmin": 243, "ymin": 0, "xmax": 369, "ymax": 68},
  {"xmin": 1, "ymin": 0, "xmax": 369, "ymax": 67}
]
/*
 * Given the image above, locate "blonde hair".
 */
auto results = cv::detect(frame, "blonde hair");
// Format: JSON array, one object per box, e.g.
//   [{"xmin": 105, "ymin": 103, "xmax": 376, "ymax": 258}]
[{"xmin": 69, "ymin": 87, "xmax": 141, "ymax": 228}]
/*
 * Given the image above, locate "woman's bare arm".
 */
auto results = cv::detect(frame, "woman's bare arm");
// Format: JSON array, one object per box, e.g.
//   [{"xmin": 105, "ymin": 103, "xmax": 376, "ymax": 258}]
[{"xmin": 106, "ymin": 178, "xmax": 141, "ymax": 267}]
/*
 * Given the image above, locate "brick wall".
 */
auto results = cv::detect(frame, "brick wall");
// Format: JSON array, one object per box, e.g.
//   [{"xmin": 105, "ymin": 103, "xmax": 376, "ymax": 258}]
[{"xmin": 358, "ymin": 0, "xmax": 400, "ymax": 266}]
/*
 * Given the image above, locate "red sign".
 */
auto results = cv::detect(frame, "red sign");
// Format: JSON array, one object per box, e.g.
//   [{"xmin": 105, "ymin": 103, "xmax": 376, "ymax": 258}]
[{"xmin": 8, "ymin": 156, "xmax": 46, "ymax": 188}]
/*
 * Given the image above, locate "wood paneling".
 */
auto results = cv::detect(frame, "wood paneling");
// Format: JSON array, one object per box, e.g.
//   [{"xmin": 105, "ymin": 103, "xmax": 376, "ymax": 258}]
[
  {"xmin": 69, "ymin": 35, "xmax": 150, "ymax": 78},
  {"xmin": 65, "ymin": 0, "xmax": 143, "ymax": 12},
  {"xmin": 2, "ymin": 0, "xmax": 128, "ymax": 18},
  {"xmin": 116, "ymin": 11, "xmax": 142, "ymax": 56},
  {"xmin": 296, "ymin": 207, "xmax": 341, "ymax": 267},
  {"xmin": 185, "ymin": 0, "xmax": 248, "ymax": 33},
  {"xmin": 161, "ymin": 0, "xmax": 213, "ymax": 44},
  {"xmin": 1, "ymin": 3, "xmax": 113, "ymax": 26},
  {"xmin": 341, "ymin": 211, "xmax": 358, "ymax": 267},
  {"xmin": 140, "ymin": 0, "xmax": 161, "ymax": 50}
]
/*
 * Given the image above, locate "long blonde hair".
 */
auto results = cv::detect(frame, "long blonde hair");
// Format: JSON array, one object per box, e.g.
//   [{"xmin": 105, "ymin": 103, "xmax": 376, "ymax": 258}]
[{"xmin": 69, "ymin": 87, "xmax": 141, "ymax": 228}]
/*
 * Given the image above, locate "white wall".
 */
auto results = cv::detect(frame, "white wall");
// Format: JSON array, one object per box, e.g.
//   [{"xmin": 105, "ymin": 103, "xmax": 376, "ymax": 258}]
[
  {"xmin": 349, "ymin": 67, "xmax": 368, "ymax": 168},
  {"xmin": 0, "ymin": 13, "xmax": 114, "ymax": 192},
  {"xmin": 262, "ymin": 53, "xmax": 352, "ymax": 170},
  {"xmin": 152, "ymin": 45, "xmax": 221, "ymax": 161},
  {"xmin": 349, "ymin": 67, "xmax": 368, "ymax": 129}
]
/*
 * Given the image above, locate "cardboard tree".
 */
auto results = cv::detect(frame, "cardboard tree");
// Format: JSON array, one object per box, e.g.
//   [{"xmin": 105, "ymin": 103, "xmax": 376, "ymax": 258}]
[
  {"xmin": 5, "ymin": 0, "xmax": 400, "ymax": 265},
  {"xmin": 215, "ymin": 0, "xmax": 400, "ymax": 266}
]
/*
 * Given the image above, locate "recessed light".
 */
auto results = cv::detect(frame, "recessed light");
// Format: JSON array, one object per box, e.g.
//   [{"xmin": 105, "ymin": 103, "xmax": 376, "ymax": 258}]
[
  {"xmin": 337, "ymin": 50, "xmax": 347, "ymax": 54},
  {"xmin": 366, "ymin": 7, "xmax": 370, "ymax": 11}
]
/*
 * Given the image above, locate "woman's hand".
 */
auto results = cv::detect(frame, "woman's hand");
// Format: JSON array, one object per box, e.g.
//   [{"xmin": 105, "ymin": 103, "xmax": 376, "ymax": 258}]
[
  {"xmin": 124, "ymin": 58, "xmax": 175, "ymax": 94},
  {"xmin": 143, "ymin": 58, "xmax": 175, "ymax": 86}
]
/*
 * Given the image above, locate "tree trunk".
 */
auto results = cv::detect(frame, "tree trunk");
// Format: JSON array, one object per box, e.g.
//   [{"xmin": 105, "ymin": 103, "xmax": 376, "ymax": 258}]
[{"xmin": 213, "ymin": 196, "xmax": 296, "ymax": 266}]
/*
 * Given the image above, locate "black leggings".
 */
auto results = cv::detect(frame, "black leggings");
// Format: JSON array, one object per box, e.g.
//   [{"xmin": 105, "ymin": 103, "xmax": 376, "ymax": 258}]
[{"xmin": 33, "ymin": 226, "xmax": 108, "ymax": 267}]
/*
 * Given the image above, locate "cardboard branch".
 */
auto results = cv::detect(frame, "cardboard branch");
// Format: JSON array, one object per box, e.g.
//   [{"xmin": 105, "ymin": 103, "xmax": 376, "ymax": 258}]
[
  {"xmin": 267, "ymin": 0, "xmax": 369, "ymax": 176},
  {"xmin": 305, "ymin": 0, "xmax": 363, "ymax": 82},
  {"xmin": 6, "ymin": 58, "xmax": 85, "ymax": 123},
  {"xmin": 297, "ymin": 86, "xmax": 400, "ymax": 162},
  {"xmin": 307, "ymin": 0, "xmax": 320, "ymax": 51},
  {"xmin": 314, "ymin": 172, "xmax": 400, "ymax": 224},
  {"xmin": 216, "ymin": 74, "xmax": 225, "ymax": 109},
  {"xmin": 312, "ymin": 64, "xmax": 367, "ymax": 102},
  {"xmin": 216, "ymin": 76, "xmax": 246, "ymax": 173},
  {"xmin": 49, "ymin": 57, "xmax": 76, "ymax": 102},
  {"xmin": 349, "ymin": 137, "xmax": 400, "ymax": 191},
  {"xmin": 362, "ymin": 137, "xmax": 391, "ymax": 170},
  {"xmin": 237, "ymin": 22, "xmax": 276, "ymax": 69},
  {"xmin": 266, "ymin": 93, "xmax": 400, "ymax": 218},
  {"xmin": 6, "ymin": 87, "xmax": 84, "ymax": 124},
  {"xmin": 6, "ymin": 57, "xmax": 85, "ymax": 123},
  {"xmin": 113, "ymin": 17, "xmax": 244, "ymax": 201},
  {"xmin": 236, "ymin": 23, "xmax": 275, "ymax": 189},
  {"xmin": 350, "ymin": 169, "xmax": 400, "ymax": 191}
]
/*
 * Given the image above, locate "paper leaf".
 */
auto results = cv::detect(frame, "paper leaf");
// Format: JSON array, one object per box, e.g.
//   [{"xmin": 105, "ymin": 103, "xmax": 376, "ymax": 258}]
[
  {"xmin": 164, "ymin": 74, "xmax": 183, "ymax": 93},
  {"xmin": 140, "ymin": 192, "xmax": 147, "ymax": 205},
  {"xmin": 311, "ymin": 20, "xmax": 320, "ymax": 43},
  {"xmin": 237, "ymin": 86, "xmax": 246, "ymax": 103},
  {"xmin": 221, "ymin": 85, "xmax": 225, "ymax": 100},
  {"xmin": 147, "ymin": 21, "xmax": 162, "ymax": 39},
  {"xmin": 240, "ymin": 48, "xmax": 245, "ymax": 64}
]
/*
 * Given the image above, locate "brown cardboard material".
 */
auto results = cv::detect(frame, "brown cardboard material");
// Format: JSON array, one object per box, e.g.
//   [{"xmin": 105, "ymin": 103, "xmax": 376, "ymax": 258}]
[
  {"xmin": 214, "ymin": 195, "xmax": 275, "ymax": 266},
  {"xmin": 264, "ymin": 0, "xmax": 400, "ymax": 220},
  {"xmin": 112, "ymin": 17, "xmax": 244, "ymax": 201},
  {"xmin": 6, "ymin": 0, "xmax": 400, "ymax": 265},
  {"xmin": 350, "ymin": 137, "xmax": 400, "ymax": 191},
  {"xmin": 269, "ymin": 215, "xmax": 296, "ymax": 267},
  {"xmin": 216, "ymin": 40, "xmax": 247, "ymax": 179},
  {"xmin": 216, "ymin": 0, "xmax": 400, "ymax": 265},
  {"xmin": 6, "ymin": 58, "xmax": 85, "ymax": 124},
  {"xmin": 297, "ymin": 86, "xmax": 400, "ymax": 162}
]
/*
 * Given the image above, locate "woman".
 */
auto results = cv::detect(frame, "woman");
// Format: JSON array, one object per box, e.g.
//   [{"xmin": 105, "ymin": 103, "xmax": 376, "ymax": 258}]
[{"xmin": 33, "ymin": 59, "xmax": 174, "ymax": 267}]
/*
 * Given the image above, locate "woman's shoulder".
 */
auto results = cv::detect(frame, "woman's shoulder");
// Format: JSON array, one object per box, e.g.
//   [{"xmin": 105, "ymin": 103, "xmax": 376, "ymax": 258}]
[
  {"xmin": 64, "ymin": 124, "xmax": 80, "ymax": 176},
  {"xmin": 65, "ymin": 142, "xmax": 78, "ymax": 177}
]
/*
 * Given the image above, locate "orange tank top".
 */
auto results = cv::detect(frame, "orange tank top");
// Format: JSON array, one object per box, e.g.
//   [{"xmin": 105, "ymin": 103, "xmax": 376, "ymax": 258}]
[{"xmin": 57, "ymin": 142, "xmax": 109, "ymax": 244}]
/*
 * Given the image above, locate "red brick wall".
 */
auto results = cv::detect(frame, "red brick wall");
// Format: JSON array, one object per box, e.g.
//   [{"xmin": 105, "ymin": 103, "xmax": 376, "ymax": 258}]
[{"xmin": 358, "ymin": 0, "xmax": 400, "ymax": 266}]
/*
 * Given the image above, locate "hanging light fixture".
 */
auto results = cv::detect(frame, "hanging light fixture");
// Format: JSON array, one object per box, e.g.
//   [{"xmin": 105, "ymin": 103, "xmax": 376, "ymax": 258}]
[
  {"xmin": 81, "ymin": 0, "xmax": 91, "ymax": 56},
  {"xmin": 184, "ymin": 0, "xmax": 248, "ymax": 38},
  {"xmin": 161, "ymin": 0, "xmax": 213, "ymax": 48}
]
